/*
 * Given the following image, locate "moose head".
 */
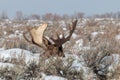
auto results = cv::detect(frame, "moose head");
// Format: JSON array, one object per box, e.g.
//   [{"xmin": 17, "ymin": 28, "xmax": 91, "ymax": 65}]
[{"xmin": 23, "ymin": 20, "xmax": 78, "ymax": 58}]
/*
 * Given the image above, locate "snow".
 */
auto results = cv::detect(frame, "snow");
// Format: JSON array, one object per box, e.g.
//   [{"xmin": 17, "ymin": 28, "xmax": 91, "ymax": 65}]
[
  {"xmin": 95, "ymin": 18, "xmax": 105, "ymax": 21},
  {"xmin": 63, "ymin": 27, "xmax": 67, "ymax": 31},
  {"xmin": 72, "ymin": 39, "xmax": 90, "ymax": 53},
  {"xmin": 8, "ymin": 34, "xmax": 16, "ymax": 38},
  {"xmin": 0, "ymin": 48, "xmax": 4, "ymax": 51},
  {"xmin": 0, "ymin": 48, "xmax": 39, "ymax": 63},
  {"xmin": 59, "ymin": 20, "xmax": 66, "ymax": 27},
  {"xmin": 0, "ymin": 48, "xmax": 119, "ymax": 80},
  {"xmin": 111, "ymin": 54, "xmax": 120, "ymax": 64},
  {"xmin": 72, "ymin": 33, "xmax": 78, "ymax": 39},
  {"xmin": 64, "ymin": 53, "xmax": 89, "ymax": 74},
  {"xmin": 44, "ymin": 76, "xmax": 67, "ymax": 80},
  {"xmin": 3, "ymin": 31, "xmax": 7, "ymax": 35},
  {"xmin": 40, "ymin": 72, "xmax": 67, "ymax": 80},
  {"xmin": 0, "ymin": 62, "xmax": 14, "ymax": 68},
  {"xmin": 75, "ymin": 39, "xmax": 83, "ymax": 47},
  {"xmin": 91, "ymin": 31, "xmax": 104, "ymax": 39},
  {"xmin": 115, "ymin": 34, "xmax": 120, "ymax": 40},
  {"xmin": 91, "ymin": 32, "xmax": 99, "ymax": 38}
]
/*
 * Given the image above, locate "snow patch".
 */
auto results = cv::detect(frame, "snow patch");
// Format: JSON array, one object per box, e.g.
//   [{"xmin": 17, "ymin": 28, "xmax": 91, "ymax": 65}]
[
  {"xmin": 0, "ymin": 62, "xmax": 14, "ymax": 68},
  {"xmin": 0, "ymin": 48, "xmax": 39, "ymax": 63},
  {"xmin": 115, "ymin": 34, "xmax": 120, "ymax": 40},
  {"xmin": 40, "ymin": 72, "xmax": 67, "ymax": 80},
  {"xmin": 75, "ymin": 39, "xmax": 83, "ymax": 47},
  {"xmin": 72, "ymin": 33, "xmax": 78, "ymax": 39}
]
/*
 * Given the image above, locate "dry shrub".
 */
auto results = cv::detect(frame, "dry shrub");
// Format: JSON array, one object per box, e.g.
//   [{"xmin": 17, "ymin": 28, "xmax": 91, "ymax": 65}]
[
  {"xmin": 0, "ymin": 61, "xmax": 39, "ymax": 80},
  {"xmin": 1, "ymin": 33, "xmax": 42, "ymax": 53},
  {"xmin": 0, "ymin": 67, "xmax": 15, "ymax": 80},
  {"xmin": 10, "ymin": 52, "xmax": 26, "ymax": 65},
  {"xmin": 0, "ymin": 65, "xmax": 25, "ymax": 80},
  {"xmin": 39, "ymin": 57, "xmax": 83, "ymax": 80},
  {"xmin": 114, "ymin": 66, "xmax": 120, "ymax": 79},
  {"xmin": 107, "ymin": 65, "xmax": 120, "ymax": 80},
  {"xmin": 83, "ymin": 40, "xmax": 115, "ymax": 80},
  {"xmin": 19, "ymin": 61, "xmax": 40, "ymax": 80},
  {"xmin": 0, "ymin": 52, "xmax": 26, "ymax": 66}
]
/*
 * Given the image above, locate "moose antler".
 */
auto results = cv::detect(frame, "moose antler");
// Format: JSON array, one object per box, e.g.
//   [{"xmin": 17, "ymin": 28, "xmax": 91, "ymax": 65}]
[
  {"xmin": 50, "ymin": 19, "xmax": 78, "ymax": 47},
  {"xmin": 23, "ymin": 19, "xmax": 78, "ymax": 57},
  {"xmin": 23, "ymin": 24, "xmax": 48, "ymax": 49}
]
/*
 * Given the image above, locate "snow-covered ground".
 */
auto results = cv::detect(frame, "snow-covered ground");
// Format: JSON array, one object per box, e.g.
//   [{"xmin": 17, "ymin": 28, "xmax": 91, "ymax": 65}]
[
  {"xmin": 0, "ymin": 19, "xmax": 120, "ymax": 79},
  {"xmin": 0, "ymin": 48, "xmax": 119, "ymax": 80},
  {"xmin": 0, "ymin": 48, "xmax": 39, "ymax": 63}
]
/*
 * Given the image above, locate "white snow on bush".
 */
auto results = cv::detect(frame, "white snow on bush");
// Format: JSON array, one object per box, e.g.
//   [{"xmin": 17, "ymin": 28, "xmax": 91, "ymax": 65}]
[
  {"xmin": 91, "ymin": 32, "xmax": 98, "ymax": 37},
  {"xmin": 0, "ymin": 48, "xmax": 39, "ymax": 63},
  {"xmin": 0, "ymin": 48, "xmax": 4, "ymax": 51},
  {"xmin": 115, "ymin": 34, "xmax": 120, "ymax": 40},
  {"xmin": 0, "ymin": 62, "xmax": 14, "ymax": 68},
  {"xmin": 91, "ymin": 31, "xmax": 104, "ymax": 38},
  {"xmin": 111, "ymin": 54, "xmax": 120, "ymax": 64},
  {"xmin": 72, "ymin": 33, "xmax": 78, "ymax": 39},
  {"xmin": 40, "ymin": 72, "xmax": 67, "ymax": 80},
  {"xmin": 75, "ymin": 39, "xmax": 83, "ymax": 47},
  {"xmin": 44, "ymin": 76, "xmax": 67, "ymax": 80}
]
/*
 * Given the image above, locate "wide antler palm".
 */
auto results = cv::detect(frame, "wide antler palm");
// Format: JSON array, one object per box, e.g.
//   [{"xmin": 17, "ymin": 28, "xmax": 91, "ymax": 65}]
[{"xmin": 23, "ymin": 24, "xmax": 48, "ymax": 49}]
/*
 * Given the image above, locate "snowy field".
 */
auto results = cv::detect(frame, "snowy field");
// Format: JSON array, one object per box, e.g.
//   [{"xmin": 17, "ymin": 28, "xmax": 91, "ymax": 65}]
[{"xmin": 0, "ymin": 18, "xmax": 120, "ymax": 80}]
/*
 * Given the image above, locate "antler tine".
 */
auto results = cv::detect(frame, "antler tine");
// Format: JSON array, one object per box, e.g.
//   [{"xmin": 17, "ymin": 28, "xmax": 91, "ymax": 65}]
[
  {"xmin": 23, "ymin": 31, "xmax": 33, "ymax": 44},
  {"xmin": 23, "ymin": 26, "xmax": 35, "ymax": 44},
  {"xmin": 56, "ymin": 32, "xmax": 60, "ymax": 39},
  {"xmin": 50, "ymin": 31, "xmax": 60, "ymax": 42},
  {"xmin": 66, "ymin": 19, "xmax": 78, "ymax": 39},
  {"xmin": 61, "ymin": 31, "xmax": 65, "ymax": 39},
  {"xmin": 51, "ymin": 19, "xmax": 78, "ymax": 46}
]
